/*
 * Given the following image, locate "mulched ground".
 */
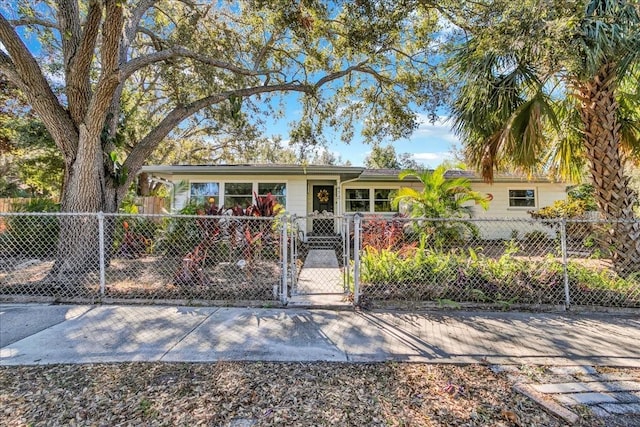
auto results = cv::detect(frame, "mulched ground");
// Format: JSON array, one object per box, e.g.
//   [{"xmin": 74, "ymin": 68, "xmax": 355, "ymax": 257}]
[{"xmin": 0, "ymin": 362, "xmax": 607, "ymax": 426}]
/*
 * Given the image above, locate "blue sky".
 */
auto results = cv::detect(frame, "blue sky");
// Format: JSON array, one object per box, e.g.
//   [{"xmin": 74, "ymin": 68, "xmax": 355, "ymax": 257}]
[
  {"xmin": 333, "ymin": 114, "xmax": 459, "ymax": 167},
  {"xmin": 263, "ymin": 107, "xmax": 459, "ymax": 168}
]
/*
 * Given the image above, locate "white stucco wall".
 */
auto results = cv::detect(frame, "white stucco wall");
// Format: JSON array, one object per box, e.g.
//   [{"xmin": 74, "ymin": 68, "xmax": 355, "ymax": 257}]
[
  {"xmin": 468, "ymin": 181, "xmax": 569, "ymax": 239},
  {"xmin": 160, "ymin": 171, "xmax": 570, "ymax": 240},
  {"xmin": 168, "ymin": 173, "xmax": 342, "ymax": 218}
]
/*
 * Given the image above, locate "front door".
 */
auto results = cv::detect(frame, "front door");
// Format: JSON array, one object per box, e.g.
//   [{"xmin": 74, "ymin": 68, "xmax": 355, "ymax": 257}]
[{"xmin": 312, "ymin": 185, "xmax": 334, "ymax": 235}]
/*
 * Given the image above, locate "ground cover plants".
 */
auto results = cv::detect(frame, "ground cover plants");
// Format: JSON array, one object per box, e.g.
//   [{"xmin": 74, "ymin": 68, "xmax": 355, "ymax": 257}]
[{"xmin": 359, "ymin": 219, "xmax": 640, "ymax": 308}]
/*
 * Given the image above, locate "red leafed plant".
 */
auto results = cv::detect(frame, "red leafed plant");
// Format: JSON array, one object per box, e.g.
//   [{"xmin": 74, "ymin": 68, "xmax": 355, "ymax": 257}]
[
  {"xmin": 117, "ymin": 220, "xmax": 152, "ymax": 259},
  {"xmin": 173, "ymin": 245, "xmax": 206, "ymax": 288},
  {"xmin": 173, "ymin": 194, "xmax": 283, "ymax": 287},
  {"xmin": 245, "ymin": 192, "xmax": 283, "ymax": 217},
  {"xmin": 241, "ymin": 192, "xmax": 282, "ymax": 262},
  {"xmin": 173, "ymin": 201, "xmax": 230, "ymax": 287},
  {"xmin": 362, "ymin": 215, "xmax": 407, "ymax": 252}
]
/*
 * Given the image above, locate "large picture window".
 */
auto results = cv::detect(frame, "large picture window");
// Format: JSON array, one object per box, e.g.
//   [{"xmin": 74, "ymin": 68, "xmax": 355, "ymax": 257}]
[
  {"xmin": 258, "ymin": 182, "xmax": 286, "ymax": 207},
  {"xmin": 345, "ymin": 189, "xmax": 370, "ymax": 212},
  {"xmin": 225, "ymin": 183, "xmax": 253, "ymax": 208},
  {"xmin": 509, "ymin": 189, "xmax": 536, "ymax": 207},
  {"xmin": 190, "ymin": 182, "xmax": 219, "ymax": 205}
]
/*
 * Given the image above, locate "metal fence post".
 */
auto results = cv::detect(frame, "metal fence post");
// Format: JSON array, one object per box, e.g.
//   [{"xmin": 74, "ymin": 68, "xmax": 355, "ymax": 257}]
[
  {"xmin": 560, "ymin": 218, "xmax": 570, "ymax": 309},
  {"xmin": 344, "ymin": 217, "xmax": 350, "ymax": 292},
  {"xmin": 281, "ymin": 215, "xmax": 289, "ymax": 305},
  {"xmin": 98, "ymin": 211, "xmax": 106, "ymax": 297},
  {"xmin": 290, "ymin": 215, "xmax": 297, "ymax": 294},
  {"xmin": 353, "ymin": 213, "xmax": 361, "ymax": 306}
]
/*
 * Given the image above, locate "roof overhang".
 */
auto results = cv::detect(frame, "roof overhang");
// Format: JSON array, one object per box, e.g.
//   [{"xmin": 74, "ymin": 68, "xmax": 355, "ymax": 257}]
[
  {"xmin": 140, "ymin": 164, "xmax": 567, "ymax": 184},
  {"xmin": 140, "ymin": 164, "xmax": 364, "ymax": 181}
]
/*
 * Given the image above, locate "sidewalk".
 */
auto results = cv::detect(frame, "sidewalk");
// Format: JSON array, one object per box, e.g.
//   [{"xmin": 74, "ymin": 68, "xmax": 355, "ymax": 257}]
[{"xmin": 1, "ymin": 303, "xmax": 638, "ymax": 367}]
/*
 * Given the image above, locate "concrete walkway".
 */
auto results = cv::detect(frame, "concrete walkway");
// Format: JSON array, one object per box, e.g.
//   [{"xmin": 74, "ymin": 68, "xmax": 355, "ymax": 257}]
[
  {"xmin": 294, "ymin": 249, "xmax": 343, "ymax": 295},
  {"xmin": 1, "ymin": 304, "xmax": 638, "ymax": 367}
]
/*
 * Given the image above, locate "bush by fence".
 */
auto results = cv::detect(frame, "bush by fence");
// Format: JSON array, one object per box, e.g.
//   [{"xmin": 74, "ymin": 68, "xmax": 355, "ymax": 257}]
[{"xmin": 353, "ymin": 216, "xmax": 639, "ymax": 309}]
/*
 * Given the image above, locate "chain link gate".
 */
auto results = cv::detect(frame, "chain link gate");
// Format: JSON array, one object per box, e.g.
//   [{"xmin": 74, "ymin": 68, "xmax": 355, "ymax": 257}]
[{"xmin": 287, "ymin": 215, "xmax": 351, "ymax": 302}]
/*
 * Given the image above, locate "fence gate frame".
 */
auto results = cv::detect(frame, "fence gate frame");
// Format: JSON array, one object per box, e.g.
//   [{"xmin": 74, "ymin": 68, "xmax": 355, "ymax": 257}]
[{"xmin": 287, "ymin": 214, "xmax": 351, "ymax": 298}]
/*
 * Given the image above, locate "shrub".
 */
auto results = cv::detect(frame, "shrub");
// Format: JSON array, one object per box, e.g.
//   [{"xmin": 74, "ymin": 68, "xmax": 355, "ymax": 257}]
[{"xmin": 529, "ymin": 199, "xmax": 588, "ymax": 220}]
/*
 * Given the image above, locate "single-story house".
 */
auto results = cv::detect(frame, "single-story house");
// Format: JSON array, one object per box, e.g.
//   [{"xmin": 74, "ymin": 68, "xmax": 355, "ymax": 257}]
[{"xmin": 140, "ymin": 164, "xmax": 571, "ymax": 239}]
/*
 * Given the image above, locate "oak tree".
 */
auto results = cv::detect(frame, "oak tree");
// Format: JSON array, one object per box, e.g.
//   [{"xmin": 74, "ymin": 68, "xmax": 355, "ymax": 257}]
[{"xmin": 0, "ymin": 0, "xmax": 444, "ymax": 276}]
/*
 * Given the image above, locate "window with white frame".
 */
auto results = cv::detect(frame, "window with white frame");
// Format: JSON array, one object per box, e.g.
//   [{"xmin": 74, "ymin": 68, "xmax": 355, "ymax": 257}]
[
  {"xmin": 509, "ymin": 189, "xmax": 536, "ymax": 207},
  {"xmin": 345, "ymin": 189, "xmax": 370, "ymax": 212},
  {"xmin": 190, "ymin": 182, "xmax": 219, "ymax": 205},
  {"xmin": 224, "ymin": 183, "xmax": 253, "ymax": 208},
  {"xmin": 345, "ymin": 188, "xmax": 399, "ymax": 213},
  {"xmin": 258, "ymin": 182, "xmax": 286, "ymax": 206},
  {"xmin": 373, "ymin": 189, "xmax": 395, "ymax": 212}
]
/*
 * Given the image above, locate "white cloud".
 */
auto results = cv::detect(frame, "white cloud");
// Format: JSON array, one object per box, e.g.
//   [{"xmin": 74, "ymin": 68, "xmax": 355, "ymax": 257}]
[
  {"xmin": 412, "ymin": 114, "xmax": 460, "ymax": 144},
  {"xmin": 412, "ymin": 151, "xmax": 453, "ymax": 161},
  {"xmin": 413, "ymin": 152, "xmax": 441, "ymax": 161}
]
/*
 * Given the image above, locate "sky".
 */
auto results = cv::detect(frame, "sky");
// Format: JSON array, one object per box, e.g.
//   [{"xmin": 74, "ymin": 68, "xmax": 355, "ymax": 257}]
[
  {"xmin": 263, "ymin": 104, "xmax": 460, "ymax": 168},
  {"xmin": 332, "ymin": 114, "xmax": 459, "ymax": 167}
]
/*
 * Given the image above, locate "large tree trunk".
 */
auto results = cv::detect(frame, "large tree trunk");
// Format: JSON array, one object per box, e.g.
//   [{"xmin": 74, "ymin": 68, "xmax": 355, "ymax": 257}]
[
  {"xmin": 577, "ymin": 63, "xmax": 640, "ymax": 275},
  {"xmin": 50, "ymin": 126, "xmax": 124, "ymax": 282}
]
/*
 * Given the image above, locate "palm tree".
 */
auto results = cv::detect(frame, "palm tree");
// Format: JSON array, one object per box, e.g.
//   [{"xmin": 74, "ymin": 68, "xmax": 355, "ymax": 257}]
[
  {"xmin": 391, "ymin": 166, "xmax": 490, "ymax": 244},
  {"xmin": 448, "ymin": 0, "xmax": 640, "ymax": 274}
]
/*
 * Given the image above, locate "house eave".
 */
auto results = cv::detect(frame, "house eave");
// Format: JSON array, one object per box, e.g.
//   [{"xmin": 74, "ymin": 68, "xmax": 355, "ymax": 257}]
[
  {"xmin": 140, "ymin": 164, "xmax": 364, "ymax": 180},
  {"xmin": 140, "ymin": 164, "xmax": 567, "ymax": 184}
]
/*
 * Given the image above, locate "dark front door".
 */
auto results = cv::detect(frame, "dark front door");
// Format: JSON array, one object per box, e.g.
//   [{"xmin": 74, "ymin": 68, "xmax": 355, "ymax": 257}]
[{"xmin": 312, "ymin": 185, "xmax": 334, "ymax": 235}]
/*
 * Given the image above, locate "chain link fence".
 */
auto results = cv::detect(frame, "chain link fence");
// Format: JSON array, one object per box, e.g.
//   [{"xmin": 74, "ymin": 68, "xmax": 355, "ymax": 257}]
[
  {"xmin": 353, "ymin": 215, "xmax": 640, "ymax": 309},
  {"xmin": 0, "ymin": 213, "xmax": 285, "ymax": 304},
  {"xmin": 1, "ymin": 212, "xmax": 638, "ymax": 309}
]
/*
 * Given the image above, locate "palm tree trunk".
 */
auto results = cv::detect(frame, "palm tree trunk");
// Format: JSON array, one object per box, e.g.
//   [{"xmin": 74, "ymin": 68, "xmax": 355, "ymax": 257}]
[{"xmin": 577, "ymin": 63, "xmax": 640, "ymax": 275}]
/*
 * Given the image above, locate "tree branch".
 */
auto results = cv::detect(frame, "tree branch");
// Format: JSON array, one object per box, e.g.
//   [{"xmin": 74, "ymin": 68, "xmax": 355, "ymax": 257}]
[
  {"xmin": 86, "ymin": 0, "xmax": 123, "ymax": 134},
  {"xmin": 136, "ymin": 26, "xmax": 167, "ymax": 51},
  {"xmin": 67, "ymin": 0, "xmax": 102, "ymax": 124},
  {"xmin": 313, "ymin": 61, "xmax": 371, "ymax": 88},
  {"xmin": 56, "ymin": 0, "xmax": 82, "ymax": 76},
  {"xmin": 0, "ymin": 13, "xmax": 78, "ymax": 159},
  {"xmin": 9, "ymin": 17, "xmax": 59, "ymax": 29},
  {"xmin": 106, "ymin": 0, "xmax": 159, "ymax": 137},
  {"xmin": 124, "ymin": 0, "xmax": 158, "ymax": 48},
  {"xmin": 122, "ymin": 82, "xmax": 314, "ymax": 180},
  {"xmin": 121, "ymin": 46, "xmax": 271, "ymax": 81},
  {"xmin": 121, "ymin": 58, "xmax": 398, "ymax": 183}
]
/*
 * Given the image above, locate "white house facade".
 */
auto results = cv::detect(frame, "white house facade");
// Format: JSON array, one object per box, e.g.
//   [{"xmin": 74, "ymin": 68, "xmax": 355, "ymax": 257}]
[{"xmin": 140, "ymin": 164, "xmax": 572, "ymax": 239}]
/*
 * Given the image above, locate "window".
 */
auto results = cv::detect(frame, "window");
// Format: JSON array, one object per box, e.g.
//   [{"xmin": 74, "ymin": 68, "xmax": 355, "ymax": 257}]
[
  {"xmin": 345, "ymin": 189, "xmax": 370, "ymax": 212},
  {"xmin": 374, "ymin": 189, "xmax": 395, "ymax": 212},
  {"xmin": 258, "ymin": 182, "xmax": 286, "ymax": 207},
  {"xmin": 190, "ymin": 182, "xmax": 219, "ymax": 205},
  {"xmin": 509, "ymin": 189, "xmax": 536, "ymax": 207},
  {"xmin": 225, "ymin": 183, "xmax": 253, "ymax": 208}
]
